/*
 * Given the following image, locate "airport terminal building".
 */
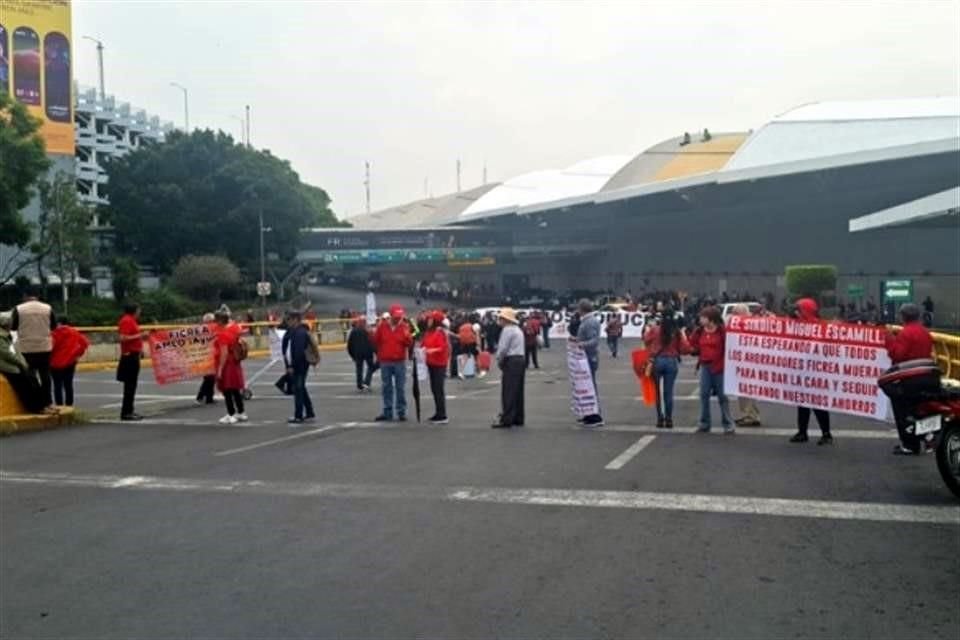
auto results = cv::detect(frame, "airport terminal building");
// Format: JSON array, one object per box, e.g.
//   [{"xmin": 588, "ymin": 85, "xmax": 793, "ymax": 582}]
[{"xmin": 298, "ymin": 98, "xmax": 960, "ymax": 323}]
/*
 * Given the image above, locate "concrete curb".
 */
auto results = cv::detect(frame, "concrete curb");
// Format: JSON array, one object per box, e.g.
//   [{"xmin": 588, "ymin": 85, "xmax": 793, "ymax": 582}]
[{"xmin": 0, "ymin": 408, "xmax": 83, "ymax": 437}]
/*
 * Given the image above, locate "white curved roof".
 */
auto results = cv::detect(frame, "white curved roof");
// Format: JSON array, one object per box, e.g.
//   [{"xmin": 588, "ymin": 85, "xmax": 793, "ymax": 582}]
[
  {"xmin": 459, "ymin": 155, "xmax": 632, "ymax": 220},
  {"xmin": 724, "ymin": 97, "xmax": 960, "ymax": 171}
]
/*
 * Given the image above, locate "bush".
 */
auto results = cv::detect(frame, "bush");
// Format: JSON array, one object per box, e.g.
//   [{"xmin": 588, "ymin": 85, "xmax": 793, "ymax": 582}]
[
  {"xmin": 785, "ymin": 265, "xmax": 837, "ymax": 299},
  {"xmin": 138, "ymin": 287, "xmax": 204, "ymax": 324},
  {"xmin": 54, "ymin": 296, "xmax": 120, "ymax": 326},
  {"xmin": 171, "ymin": 255, "xmax": 242, "ymax": 303}
]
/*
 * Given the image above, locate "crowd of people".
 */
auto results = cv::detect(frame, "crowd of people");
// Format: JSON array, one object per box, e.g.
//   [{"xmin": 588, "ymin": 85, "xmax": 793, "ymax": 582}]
[{"xmin": 0, "ymin": 288, "xmax": 939, "ymax": 457}]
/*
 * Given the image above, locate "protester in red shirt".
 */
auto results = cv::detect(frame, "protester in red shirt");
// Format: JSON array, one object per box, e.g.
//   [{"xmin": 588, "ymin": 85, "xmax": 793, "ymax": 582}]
[
  {"xmin": 372, "ymin": 304, "xmax": 413, "ymax": 421},
  {"xmin": 886, "ymin": 304, "xmax": 933, "ymax": 364},
  {"xmin": 688, "ymin": 306, "xmax": 734, "ymax": 433},
  {"xmin": 422, "ymin": 310, "xmax": 451, "ymax": 424},
  {"xmin": 887, "ymin": 303, "xmax": 935, "ymax": 455},
  {"xmin": 214, "ymin": 306, "xmax": 247, "ymax": 425},
  {"xmin": 788, "ymin": 298, "xmax": 833, "ymax": 446},
  {"xmin": 642, "ymin": 307, "xmax": 690, "ymax": 429},
  {"xmin": 50, "ymin": 316, "xmax": 89, "ymax": 407},
  {"xmin": 116, "ymin": 303, "xmax": 144, "ymax": 421},
  {"xmin": 522, "ymin": 315, "xmax": 541, "ymax": 370}
]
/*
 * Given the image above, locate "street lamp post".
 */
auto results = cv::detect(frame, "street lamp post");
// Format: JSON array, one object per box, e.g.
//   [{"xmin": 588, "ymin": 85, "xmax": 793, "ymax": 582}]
[
  {"xmin": 170, "ymin": 82, "xmax": 189, "ymax": 131},
  {"xmin": 259, "ymin": 208, "xmax": 266, "ymax": 307},
  {"xmin": 82, "ymin": 36, "xmax": 106, "ymax": 100}
]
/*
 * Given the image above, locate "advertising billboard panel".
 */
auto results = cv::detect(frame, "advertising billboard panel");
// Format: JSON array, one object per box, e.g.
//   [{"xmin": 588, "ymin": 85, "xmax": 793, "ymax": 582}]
[{"xmin": 0, "ymin": 0, "xmax": 73, "ymax": 155}]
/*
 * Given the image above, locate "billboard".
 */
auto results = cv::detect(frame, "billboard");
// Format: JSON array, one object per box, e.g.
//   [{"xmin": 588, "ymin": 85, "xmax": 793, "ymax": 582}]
[{"xmin": 0, "ymin": 0, "xmax": 73, "ymax": 155}]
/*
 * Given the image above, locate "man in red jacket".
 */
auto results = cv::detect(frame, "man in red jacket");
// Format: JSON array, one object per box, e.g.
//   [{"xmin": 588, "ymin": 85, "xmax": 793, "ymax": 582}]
[
  {"xmin": 886, "ymin": 303, "xmax": 935, "ymax": 454},
  {"xmin": 372, "ymin": 304, "xmax": 413, "ymax": 422}
]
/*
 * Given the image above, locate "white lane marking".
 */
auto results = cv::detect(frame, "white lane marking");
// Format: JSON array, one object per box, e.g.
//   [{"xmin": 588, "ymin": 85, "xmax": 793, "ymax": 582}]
[
  {"xmin": 685, "ymin": 385, "xmax": 700, "ymax": 399},
  {"xmin": 605, "ymin": 435, "xmax": 656, "ymax": 470},
  {"xmin": 1, "ymin": 471, "xmax": 956, "ymax": 525},
  {"xmin": 448, "ymin": 487, "xmax": 960, "ymax": 525},
  {"xmin": 213, "ymin": 425, "xmax": 342, "ymax": 456}
]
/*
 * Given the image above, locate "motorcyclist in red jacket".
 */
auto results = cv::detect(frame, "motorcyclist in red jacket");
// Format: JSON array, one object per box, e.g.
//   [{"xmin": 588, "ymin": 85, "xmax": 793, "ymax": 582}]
[{"xmin": 886, "ymin": 303, "xmax": 935, "ymax": 455}]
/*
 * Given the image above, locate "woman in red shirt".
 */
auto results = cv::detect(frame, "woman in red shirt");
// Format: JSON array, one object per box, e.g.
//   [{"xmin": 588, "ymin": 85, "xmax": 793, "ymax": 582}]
[
  {"xmin": 642, "ymin": 307, "xmax": 690, "ymax": 429},
  {"xmin": 214, "ymin": 308, "xmax": 247, "ymax": 424},
  {"xmin": 688, "ymin": 306, "xmax": 734, "ymax": 434},
  {"xmin": 50, "ymin": 316, "xmax": 89, "ymax": 407},
  {"xmin": 422, "ymin": 310, "xmax": 451, "ymax": 424}
]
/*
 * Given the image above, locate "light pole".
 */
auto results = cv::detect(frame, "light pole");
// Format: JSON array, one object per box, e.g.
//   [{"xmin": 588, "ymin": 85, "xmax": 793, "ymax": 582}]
[
  {"xmin": 245, "ymin": 104, "xmax": 251, "ymax": 148},
  {"xmin": 82, "ymin": 36, "xmax": 105, "ymax": 100},
  {"xmin": 258, "ymin": 210, "xmax": 273, "ymax": 306},
  {"xmin": 170, "ymin": 82, "xmax": 189, "ymax": 131},
  {"xmin": 230, "ymin": 115, "xmax": 245, "ymax": 144}
]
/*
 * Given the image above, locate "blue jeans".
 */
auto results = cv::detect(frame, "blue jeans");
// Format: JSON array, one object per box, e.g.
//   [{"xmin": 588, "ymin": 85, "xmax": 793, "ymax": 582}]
[
  {"xmin": 653, "ymin": 356, "xmax": 679, "ymax": 420},
  {"xmin": 380, "ymin": 361, "xmax": 407, "ymax": 418},
  {"xmin": 588, "ymin": 357, "xmax": 601, "ymax": 417},
  {"xmin": 292, "ymin": 369, "xmax": 314, "ymax": 420},
  {"xmin": 699, "ymin": 366, "xmax": 732, "ymax": 430},
  {"xmin": 607, "ymin": 336, "xmax": 619, "ymax": 357}
]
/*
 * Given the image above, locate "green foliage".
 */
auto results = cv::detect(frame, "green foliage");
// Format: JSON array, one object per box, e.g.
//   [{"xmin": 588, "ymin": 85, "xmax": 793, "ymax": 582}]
[
  {"xmin": 785, "ymin": 265, "xmax": 838, "ymax": 299},
  {"xmin": 302, "ymin": 183, "xmax": 347, "ymax": 228},
  {"xmin": 111, "ymin": 256, "xmax": 141, "ymax": 303},
  {"xmin": 0, "ymin": 92, "xmax": 50, "ymax": 248},
  {"xmin": 138, "ymin": 288, "xmax": 204, "ymax": 324},
  {"xmin": 105, "ymin": 129, "xmax": 343, "ymax": 273},
  {"xmin": 55, "ymin": 296, "xmax": 120, "ymax": 327},
  {"xmin": 34, "ymin": 171, "xmax": 94, "ymax": 297},
  {"xmin": 171, "ymin": 254, "xmax": 242, "ymax": 302}
]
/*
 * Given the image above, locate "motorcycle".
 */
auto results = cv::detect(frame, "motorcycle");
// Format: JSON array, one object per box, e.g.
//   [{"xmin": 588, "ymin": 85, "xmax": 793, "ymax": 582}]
[{"xmin": 879, "ymin": 359, "xmax": 960, "ymax": 499}]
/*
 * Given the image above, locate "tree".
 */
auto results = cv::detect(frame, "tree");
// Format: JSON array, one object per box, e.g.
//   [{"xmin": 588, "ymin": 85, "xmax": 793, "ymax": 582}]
[
  {"xmin": 33, "ymin": 172, "xmax": 94, "ymax": 309},
  {"xmin": 105, "ymin": 129, "xmax": 343, "ymax": 273},
  {"xmin": 302, "ymin": 183, "xmax": 348, "ymax": 228},
  {"xmin": 0, "ymin": 91, "xmax": 50, "ymax": 249},
  {"xmin": 111, "ymin": 256, "xmax": 140, "ymax": 303},
  {"xmin": 171, "ymin": 254, "xmax": 242, "ymax": 302},
  {"xmin": 785, "ymin": 265, "xmax": 838, "ymax": 301}
]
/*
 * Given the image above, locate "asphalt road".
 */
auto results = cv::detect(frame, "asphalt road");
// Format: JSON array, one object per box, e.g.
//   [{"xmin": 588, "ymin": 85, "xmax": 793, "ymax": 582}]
[{"xmin": 2, "ymin": 342, "xmax": 958, "ymax": 639}]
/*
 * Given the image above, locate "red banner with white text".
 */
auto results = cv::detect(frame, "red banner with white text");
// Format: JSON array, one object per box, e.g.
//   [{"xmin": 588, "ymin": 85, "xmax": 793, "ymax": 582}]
[
  {"xmin": 723, "ymin": 315, "xmax": 891, "ymax": 421},
  {"xmin": 149, "ymin": 324, "xmax": 218, "ymax": 385}
]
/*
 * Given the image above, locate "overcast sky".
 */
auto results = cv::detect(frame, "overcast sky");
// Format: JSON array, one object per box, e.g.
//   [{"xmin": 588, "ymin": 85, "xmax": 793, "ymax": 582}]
[{"xmin": 74, "ymin": 0, "xmax": 960, "ymax": 219}]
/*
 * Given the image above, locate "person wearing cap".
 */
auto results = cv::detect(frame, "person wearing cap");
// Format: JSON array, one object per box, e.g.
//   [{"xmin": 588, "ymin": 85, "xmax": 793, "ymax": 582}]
[
  {"xmin": 789, "ymin": 298, "xmax": 832, "ymax": 445},
  {"xmin": 886, "ymin": 303, "xmax": 934, "ymax": 455},
  {"xmin": 347, "ymin": 316, "xmax": 378, "ymax": 393},
  {"xmin": 214, "ymin": 306, "xmax": 248, "ymax": 424},
  {"xmin": 282, "ymin": 309, "xmax": 317, "ymax": 425},
  {"xmin": 491, "ymin": 308, "xmax": 526, "ymax": 428},
  {"xmin": 422, "ymin": 310, "xmax": 451, "ymax": 424},
  {"xmin": 372, "ymin": 304, "xmax": 413, "ymax": 422}
]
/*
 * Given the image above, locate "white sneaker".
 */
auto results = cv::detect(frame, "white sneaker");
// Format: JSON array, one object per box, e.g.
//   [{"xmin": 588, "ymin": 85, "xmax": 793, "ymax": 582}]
[
  {"xmin": 235, "ymin": 413, "xmax": 249, "ymax": 423},
  {"xmin": 219, "ymin": 414, "xmax": 238, "ymax": 425}
]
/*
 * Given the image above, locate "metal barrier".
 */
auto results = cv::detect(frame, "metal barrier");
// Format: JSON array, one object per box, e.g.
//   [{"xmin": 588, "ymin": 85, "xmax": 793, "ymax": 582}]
[
  {"xmin": 931, "ymin": 331, "xmax": 960, "ymax": 379},
  {"xmin": 75, "ymin": 318, "xmax": 351, "ymax": 364}
]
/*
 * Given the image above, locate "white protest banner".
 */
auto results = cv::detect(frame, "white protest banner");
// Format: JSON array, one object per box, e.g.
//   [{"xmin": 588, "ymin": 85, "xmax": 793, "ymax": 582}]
[
  {"xmin": 414, "ymin": 347, "xmax": 429, "ymax": 383},
  {"xmin": 724, "ymin": 315, "xmax": 891, "ymax": 421},
  {"xmin": 269, "ymin": 329, "xmax": 286, "ymax": 361},
  {"xmin": 366, "ymin": 292, "xmax": 377, "ymax": 326},
  {"xmin": 475, "ymin": 308, "xmax": 647, "ymax": 339},
  {"xmin": 567, "ymin": 342, "xmax": 600, "ymax": 418}
]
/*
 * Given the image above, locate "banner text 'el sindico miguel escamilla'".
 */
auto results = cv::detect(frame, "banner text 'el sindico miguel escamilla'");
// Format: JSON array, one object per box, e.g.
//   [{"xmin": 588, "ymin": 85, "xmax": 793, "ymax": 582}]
[{"xmin": 724, "ymin": 315, "xmax": 891, "ymax": 421}]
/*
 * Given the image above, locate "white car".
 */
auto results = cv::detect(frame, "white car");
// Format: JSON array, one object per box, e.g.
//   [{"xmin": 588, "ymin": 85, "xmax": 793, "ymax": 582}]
[{"xmin": 721, "ymin": 302, "xmax": 764, "ymax": 321}]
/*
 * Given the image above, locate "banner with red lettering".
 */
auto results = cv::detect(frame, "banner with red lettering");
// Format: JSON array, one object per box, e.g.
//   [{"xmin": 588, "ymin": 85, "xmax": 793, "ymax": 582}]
[
  {"xmin": 149, "ymin": 324, "xmax": 218, "ymax": 385},
  {"xmin": 724, "ymin": 315, "xmax": 891, "ymax": 421}
]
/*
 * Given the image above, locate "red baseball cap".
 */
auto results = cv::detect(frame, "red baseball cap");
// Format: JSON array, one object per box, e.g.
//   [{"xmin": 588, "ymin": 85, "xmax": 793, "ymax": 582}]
[
  {"xmin": 389, "ymin": 304, "xmax": 405, "ymax": 319},
  {"xmin": 431, "ymin": 310, "xmax": 446, "ymax": 323}
]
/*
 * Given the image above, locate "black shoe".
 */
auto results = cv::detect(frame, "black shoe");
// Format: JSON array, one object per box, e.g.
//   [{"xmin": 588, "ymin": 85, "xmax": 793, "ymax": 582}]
[
  {"xmin": 397, "ymin": 416, "xmax": 407, "ymax": 422},
  {"xmin": 892, "ymin": 445, "xmax": 919, "ymax": 455},
  {"xmin": 120, "ymin": 413, "xmax": 143, "ymax": 422},
  {"xmin": 817, "ymin": 435, "xmax": 833, "ymax": 446},
  {"xmin": 427, "ymin": 415, "xmax": 439, "ymax": 422},
  {"xmin": 789, "ymin": 433, "xmax": 809, "ymax": 443},
  {"xmin": 374, "ymin": 415, "xmax": 392, "ymax": 422},
  {"xmin": 656, "ymin": 418, "xmax": 665, "ymax": 429},
  {"xmin": 430, "ymin": 416, "xmax": 449, "ymax": 425},
  {"xmin": 514, "ymin": 422, "xmax": 524, "ymax": 428},
  {"xmin": 664, "ymin": 418, "xmax": 673, "ymax": 429}
]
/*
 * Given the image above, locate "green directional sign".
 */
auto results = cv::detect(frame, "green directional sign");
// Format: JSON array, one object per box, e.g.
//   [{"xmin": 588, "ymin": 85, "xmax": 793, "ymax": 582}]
[
  {"xmin": 846, "ymin": 284, "xmax": 865, "ymax": 298},
  {"xmin": 882, "ymin": 279, "xmax": 913, "ymax": 302}
]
